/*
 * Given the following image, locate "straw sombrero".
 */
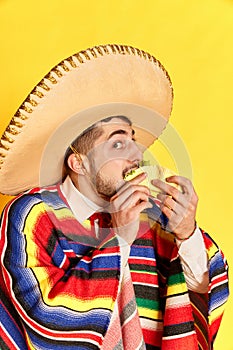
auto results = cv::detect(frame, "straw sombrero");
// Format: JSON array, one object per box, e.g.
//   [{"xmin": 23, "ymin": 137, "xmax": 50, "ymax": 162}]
[{"xmin": 0, "ymin": 44, "xmax": 173, "ymax": 195}]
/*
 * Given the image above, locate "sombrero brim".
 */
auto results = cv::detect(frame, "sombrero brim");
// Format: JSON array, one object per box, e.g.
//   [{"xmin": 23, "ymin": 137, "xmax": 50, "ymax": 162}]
[{"xmin": 0, "ymin": 44, "xmax": 173, "ymax": 195}]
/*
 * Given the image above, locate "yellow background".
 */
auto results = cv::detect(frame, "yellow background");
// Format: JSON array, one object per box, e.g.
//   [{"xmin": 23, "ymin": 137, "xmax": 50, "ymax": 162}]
[{"xmin": 0, "ymin": 0, "xmax": 232, "ymax": 348}]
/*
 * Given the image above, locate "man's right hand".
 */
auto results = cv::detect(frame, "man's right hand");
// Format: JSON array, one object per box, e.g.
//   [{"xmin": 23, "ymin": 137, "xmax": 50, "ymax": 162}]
[{"xmin": 109, "ymin": 173, "xmax": 152, "ymax": 244}]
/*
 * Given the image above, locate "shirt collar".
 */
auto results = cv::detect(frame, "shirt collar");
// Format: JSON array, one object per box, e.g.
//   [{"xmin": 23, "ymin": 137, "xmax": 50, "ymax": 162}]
[{"xmin": 60, "ymin": 176, "xmax": 101, "ymax": 223}]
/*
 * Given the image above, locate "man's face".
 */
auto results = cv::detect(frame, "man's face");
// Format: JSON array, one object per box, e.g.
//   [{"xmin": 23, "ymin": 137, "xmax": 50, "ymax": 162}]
[{"xmin": 86, "ymin": 118, "xmax": 143, "ymax": 199}]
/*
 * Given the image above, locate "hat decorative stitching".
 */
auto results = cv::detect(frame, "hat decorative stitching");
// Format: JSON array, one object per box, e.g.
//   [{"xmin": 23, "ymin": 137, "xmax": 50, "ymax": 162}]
[{"xmin": 0, "ymin": 44, "xmax": 173, "ymax": 171}]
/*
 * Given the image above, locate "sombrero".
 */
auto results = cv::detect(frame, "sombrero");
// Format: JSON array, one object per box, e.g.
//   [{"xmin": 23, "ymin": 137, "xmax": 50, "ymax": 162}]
[{"xmin": 0, "ymin": 44, "xmax": 173, "ymax": 195}]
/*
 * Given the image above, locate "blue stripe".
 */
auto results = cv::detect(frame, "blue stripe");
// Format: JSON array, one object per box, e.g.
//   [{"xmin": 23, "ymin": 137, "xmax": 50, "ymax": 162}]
[
  {"xmin": 130, "ymin": 245, "xmax": 156, "ymax": 259},
  {"xmin": 1, "ymin": 301, "xmax": 28, "ymax": 349}
]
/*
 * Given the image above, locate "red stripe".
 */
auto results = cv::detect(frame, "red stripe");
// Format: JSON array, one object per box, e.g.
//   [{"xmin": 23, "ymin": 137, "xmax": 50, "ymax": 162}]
[
  {"xmin": 210, "ymin": 315, "xmax": 223, "ymax": 341},
  {"xmin": 162, "ymin": 334, "xmax": 198, "ymax": 350},
  {"xmin": 131, "ymin": 271, "xmax": 158, "ymax": 285},
  {"xmin": 211, "ymin": 273, "xmax": 228, "ymax": 287},
  {"xmin": 48, "ymin": 275, "xmax": 119, "ymax": 299},
  {"xmin": 143, "ymin": 327, "xmax": 163, "ymax": 347},
  {"xmin": 0, "ymin": 328, "xmax": 18, "ymax": 350},
  {"xmin": 202, "ymin": 233, "xmax": 214, "ymax": 250},
  {"xmin": 128, "ymin": 257, "xmax": 156, "ymax": 266},
  {"xmin": 0, "ymin": 197, "xmax": 13, "ymax": 252},
  {"xmin": 164, "ymin": 304, "xmax": 194, "ymax": 325}
]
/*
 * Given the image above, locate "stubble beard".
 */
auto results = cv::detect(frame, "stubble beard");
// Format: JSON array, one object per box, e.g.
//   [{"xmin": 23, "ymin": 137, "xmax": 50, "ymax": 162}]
[
  {"xmin": 92, "ymin": 171, "xmax": 117, "ymax": 199},
  {"xmin": 89, "ymin": 158, "xmax": 118, "ymax": 199}
]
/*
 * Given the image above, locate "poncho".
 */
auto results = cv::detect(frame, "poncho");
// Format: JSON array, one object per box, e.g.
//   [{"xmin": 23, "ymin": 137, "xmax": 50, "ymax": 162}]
[{"xmin": 0, "ymin": 184, "xmax": 229, "ymax": 349}]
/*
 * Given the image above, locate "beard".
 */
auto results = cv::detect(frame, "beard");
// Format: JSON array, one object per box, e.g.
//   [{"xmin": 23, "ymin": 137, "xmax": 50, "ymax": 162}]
[
  {"xmin": 91, "ymin": 171, "xmax": 117, "ymax": 198},
  {"xmin": 88, "ymin": 158, "xmax": 122, "ymax": 199}
]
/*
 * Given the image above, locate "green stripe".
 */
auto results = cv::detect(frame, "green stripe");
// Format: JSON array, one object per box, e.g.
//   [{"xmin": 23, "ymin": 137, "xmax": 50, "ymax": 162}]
[
  {"xmin": 136, "ymin": 297, "xmax": 160, "ymax": 310},
  {"xmin": 168, "ymin": 273, "xmax": 186, "ymax": 286}
]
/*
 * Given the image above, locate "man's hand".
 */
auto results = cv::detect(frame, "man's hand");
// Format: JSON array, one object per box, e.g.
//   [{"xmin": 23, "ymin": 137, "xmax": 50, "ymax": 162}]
[
  {"xmin": 152, "ymin": 175, "xmax": 198, "ymax": 239},
  {"xmin": 109, "ymin": 173, "xmax": 152, "ymax": 244}
]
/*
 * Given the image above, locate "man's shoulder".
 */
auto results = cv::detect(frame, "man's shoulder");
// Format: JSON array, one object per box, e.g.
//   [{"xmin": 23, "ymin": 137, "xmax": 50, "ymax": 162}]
[{"xmin": 2, "ymin": 184, "xmax": 64, "ymax": 215}]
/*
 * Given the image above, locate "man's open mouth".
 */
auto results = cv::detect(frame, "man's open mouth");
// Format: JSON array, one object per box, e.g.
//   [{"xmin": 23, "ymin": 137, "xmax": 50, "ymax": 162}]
[
  {"xmin": 123, "ymin": 164, "xmax": 140, "ymax": 179},
  {"xmin": 123, "ymin": 160, "xmax": 151, "ymax": 179}
]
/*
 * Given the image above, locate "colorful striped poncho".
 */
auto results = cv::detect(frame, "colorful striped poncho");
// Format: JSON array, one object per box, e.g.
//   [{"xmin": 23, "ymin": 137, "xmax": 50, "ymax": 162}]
[{"xmin": 0, "ymin": 184, "xmax": 229, "ymax": 349}]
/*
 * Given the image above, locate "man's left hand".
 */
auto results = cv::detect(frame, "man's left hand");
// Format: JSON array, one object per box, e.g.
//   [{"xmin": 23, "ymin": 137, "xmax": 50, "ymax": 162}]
[{"xmin": 152, "ymin": 176, "xmax": 198, "ymax": 239}]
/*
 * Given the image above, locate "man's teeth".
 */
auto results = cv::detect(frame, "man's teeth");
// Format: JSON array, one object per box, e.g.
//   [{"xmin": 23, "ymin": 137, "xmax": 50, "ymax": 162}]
[{"xmin": 124, "ymin": 167, "xmax": 138, "ymax": 179}]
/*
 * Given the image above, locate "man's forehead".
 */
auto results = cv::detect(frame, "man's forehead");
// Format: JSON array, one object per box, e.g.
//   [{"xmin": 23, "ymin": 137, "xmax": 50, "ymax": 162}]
[
  {"xmin": 96, "ymin": 117, "xmax": 134, "ymax": 140},
  {"xmin": 98, "ymin": 116, "xmax": 130, "ymax": 126}
]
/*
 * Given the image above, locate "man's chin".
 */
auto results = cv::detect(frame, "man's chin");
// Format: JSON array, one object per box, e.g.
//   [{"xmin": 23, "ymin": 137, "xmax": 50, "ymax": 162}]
[
  {"xmin": 95, "ymin": 185, "xmax": 116, "ymax": 202},
  {"xmin": 95, "ymin": 177, "xmax": 125, "ymax": 200},
  {"xmin": 97, "ymin": 191, "xmax": 112, "ymax": 202}
]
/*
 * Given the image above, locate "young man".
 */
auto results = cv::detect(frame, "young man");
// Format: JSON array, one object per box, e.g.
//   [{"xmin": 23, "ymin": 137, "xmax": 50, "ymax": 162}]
[{"xmin": 0, "ymin": 44, "xmax": 229, "ymax": 350}]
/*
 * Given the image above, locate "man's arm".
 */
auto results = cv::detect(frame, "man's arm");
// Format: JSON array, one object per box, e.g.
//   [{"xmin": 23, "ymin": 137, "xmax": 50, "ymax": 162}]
[{"xmin": 176, "ymin": 226, "xmax": 209, "ymax": 293}]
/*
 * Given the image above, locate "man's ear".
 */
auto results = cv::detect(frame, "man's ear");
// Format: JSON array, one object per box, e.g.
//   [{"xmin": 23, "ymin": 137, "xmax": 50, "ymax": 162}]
[{"xmin": 67, "ymin": 153, "xmax": 87, "ymax": 175}]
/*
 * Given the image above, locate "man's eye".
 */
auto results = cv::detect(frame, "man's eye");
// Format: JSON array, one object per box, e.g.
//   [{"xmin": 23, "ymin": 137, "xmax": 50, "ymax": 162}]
[{"xmin": 113, "ymin": 141, "xmax": 123, "ymax": 149}]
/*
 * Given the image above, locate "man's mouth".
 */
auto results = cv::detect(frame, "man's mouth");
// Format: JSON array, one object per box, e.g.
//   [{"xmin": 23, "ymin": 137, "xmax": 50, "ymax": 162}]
[
  {"xmin": 123, "ymin": 160, "xmax": 151, "ymax": 180},
  {"xmin": 122, "ymin": 163, "xmax": 140, "ymax": 179}
]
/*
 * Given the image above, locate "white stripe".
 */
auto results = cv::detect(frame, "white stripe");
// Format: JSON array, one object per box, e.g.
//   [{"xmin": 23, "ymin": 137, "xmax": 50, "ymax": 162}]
[
  {"xmin": 36, "ymin": 335, "xmax": 102, "ymax": 345},
  {"xmin": 135, "ymin": 339, "xmax": 146, "ymax": 350},
  {"xmin": 210, "ymin": 278, "xmax": 227, "ymax": 291},
  {"xmin": 211, "ymin": 271, "xmax": 227, "ymax": 282},
  {"xmin": 140, "ymin": 317, "xmax": 163, "ymax": 331},
  {"xmin": 59, "ymin": 255, "xmax": 66, "ymax": 268},
  {"xmin": 133, "ymin": 281, "xmax": 158, "ymax": 288},
  {"xmin": 1, "ymin": 323, "xmax": 22, "ymax": 350},
  {"xmin": 165, "ymin": 294, "xmax": 190, "ymax": 308},
  {"xmin": 129, "ymin": 256, "xmax": 155, "ymax": 262},
  {"xmin": 121, "ymin": 307, "xmax": 138, "ymax": 328},
  {"xmin": 24, "ymin": 332, "xmax": 103, "ymax": 345},
  {"xmin": 163, "ymin": 330, "xmax": 196, "ymax": 340}
]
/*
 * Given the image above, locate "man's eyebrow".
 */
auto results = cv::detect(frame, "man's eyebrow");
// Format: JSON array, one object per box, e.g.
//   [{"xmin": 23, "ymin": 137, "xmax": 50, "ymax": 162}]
[{"xmin": 107, "ymin": 129, "xmax": 135, "ymax": 140}]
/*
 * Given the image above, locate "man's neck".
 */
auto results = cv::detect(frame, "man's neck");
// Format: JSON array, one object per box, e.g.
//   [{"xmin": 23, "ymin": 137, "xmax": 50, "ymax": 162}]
[
  {"xmin": 70, "ymin": 173, "xmax": 110, "ymax": 208},
  {"xmin": 61, "ymin": 176, "xmax": 103, "ymax": 222}
]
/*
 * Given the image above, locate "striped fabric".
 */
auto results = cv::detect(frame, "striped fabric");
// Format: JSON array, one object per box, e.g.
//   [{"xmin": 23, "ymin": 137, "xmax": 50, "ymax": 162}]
[
  {"xmin": 102, "ymin": 263, "xmax": 146, "ymax": 350},
  {"xmin": 0, "ymin": 184, "xmax": 229, "ymax": 349}
]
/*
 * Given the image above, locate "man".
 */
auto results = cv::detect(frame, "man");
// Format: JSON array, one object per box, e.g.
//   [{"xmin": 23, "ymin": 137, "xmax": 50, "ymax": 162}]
[{"xmin": 0, "ymin": 44, "xmax": 229, "ymax": 350}]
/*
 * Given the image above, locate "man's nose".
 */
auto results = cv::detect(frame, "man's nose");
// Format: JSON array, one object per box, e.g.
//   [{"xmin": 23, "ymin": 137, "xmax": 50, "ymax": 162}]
[{"xmin": 128, "ymin": 140, "xmax": 143, "ymax": 162}]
